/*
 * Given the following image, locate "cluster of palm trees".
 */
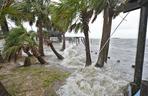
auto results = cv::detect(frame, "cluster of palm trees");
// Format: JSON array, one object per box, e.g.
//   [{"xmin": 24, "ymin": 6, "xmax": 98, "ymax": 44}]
[
  {"xmin": 0, "ymin": 0, "xmax": 127, "ymax": 67},
  {"xmin": 0, "ymin": 0, "xmax": 66, "ymax": 66},
  {"xmin": 50, "ymin": 0, "xmax": 127, "ymax": 67},
  {"xmin": 0, "ymin": 0, "xmax": 127, "ymax": 95}
]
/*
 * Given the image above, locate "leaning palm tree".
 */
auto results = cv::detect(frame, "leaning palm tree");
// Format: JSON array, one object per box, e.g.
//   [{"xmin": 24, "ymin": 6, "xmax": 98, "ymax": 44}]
[
  {"xmin": 14, "ymin": 0, "xmax": 52, "ymax": 56},
  {"xmin": 95, "ymin": 0, "xmax": 126, "ymax": 67},
  {"xmin": 43, "ymin": 29, "xmax": 64, "ymax": 60},
  {"xmin": 50, "ymin": 0, "xmax": 105, "ymax": 66},
  {"xmin": 15, "ymin": 0, "xmax": 64, "ymax": 60},
  {"xmin": 3, "ymin": 26, "xmax": 47, "ymax": 66},
  {"xmin": 49, "ymin": 3, "xmax": 69, "ymax": 51}
]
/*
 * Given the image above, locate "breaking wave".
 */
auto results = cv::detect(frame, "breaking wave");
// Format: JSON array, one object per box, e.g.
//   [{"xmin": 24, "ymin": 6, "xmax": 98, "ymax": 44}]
[{"xmin": 57, "ymin": 45, "xmax": 131, "ymax": 96}]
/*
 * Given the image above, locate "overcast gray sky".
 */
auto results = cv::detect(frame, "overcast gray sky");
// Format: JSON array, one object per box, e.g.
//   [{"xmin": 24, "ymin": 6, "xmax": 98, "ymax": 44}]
[
  {"xmin": 7, "ymin": 9, "xmax": 148, "ymax": 39},
  {"xmin": 66, "ymin": 9, "xmax": 148, "ymax": 39}
]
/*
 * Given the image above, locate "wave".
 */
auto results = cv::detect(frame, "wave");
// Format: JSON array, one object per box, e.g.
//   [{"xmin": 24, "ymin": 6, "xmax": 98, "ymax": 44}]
[{"xmin": 57, "ymin": 45, "xmax": 131, "ymax": 96}]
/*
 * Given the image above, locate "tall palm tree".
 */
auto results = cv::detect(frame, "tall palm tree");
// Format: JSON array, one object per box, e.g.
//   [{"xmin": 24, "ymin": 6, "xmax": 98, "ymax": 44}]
[
  {"xmin": 50, "ymin": 0, "xmax": 105, "ymax": 66},
  {"xmin": 15, "ymin": 0, "xmax": 52, "ymax": 56},
  {"xmin": 95, "ymin": 0, "xmax": 126, "ymax": 67}
]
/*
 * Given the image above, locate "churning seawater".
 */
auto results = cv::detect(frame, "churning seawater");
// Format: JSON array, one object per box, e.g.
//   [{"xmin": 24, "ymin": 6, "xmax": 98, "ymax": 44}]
[
  {"xmin": 0, "ymin": 39, "xmax": 148, "ymax": 96},
  {"xmin": 57, "ymin": 39, "xmax": 148, "ymax": 96}
]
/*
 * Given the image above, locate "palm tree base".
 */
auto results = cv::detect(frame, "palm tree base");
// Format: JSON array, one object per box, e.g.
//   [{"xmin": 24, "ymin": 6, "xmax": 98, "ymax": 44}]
[
  {"xmin": 0, "ymin": 55, "xmax": 4, "ymax": 63},
  {"xmin": 24, "ymin": 57, "xmax": 32, "ymax": 67},
  {"xmin": 60, "ymin": 48, "xmax": 65, "ymax": 51},
  {"xmin": 37, "ymin": 57, "xmax": 47, "ymax": 64},
  {"xmin": 85, "ymin": 60, "xmax": 91, "ymax": 67},
  {"xmin": 95, "ymin": 62, "xmax": 104, "ymax": 68}
]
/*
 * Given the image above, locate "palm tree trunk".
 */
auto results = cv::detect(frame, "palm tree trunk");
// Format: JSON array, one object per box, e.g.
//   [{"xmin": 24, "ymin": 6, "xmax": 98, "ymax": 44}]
[
  {"xmin": 1, "ymin": 16, "xmax": 9, "ymax": 35},
  {"xmin": 31, "ymin": 47, "xmax": 47, "ymax": 64},
  {"xmin": 61, "ymin": 33, "xmax": 66, "ymax": 51},
  {"xmin": 23, "ymin": 49, "xmax": 32, "ymax": 66},
  {"xmin": 0, "ymin": 81, "xmax": 11, "ymax": 96},
  {"xmin": 104, "ymin": 8, "xmax": 113, "ymax": 62},
  {"xmin": 95, "ymin": 8, "xmax": 113, "ymax": 68},
  {"xmin": 83, "ymin": 23, "xmax": 92, "ymax": 66},
  {"xmin": 37, "ymin": 20, "xmax": 44, "ymax": 56},
  {"xmin": 23, "ymin": 46, "xmax": 32, "ymax": 56},
  {"xmin": 0, "ymin": 52, "xmax": 4, "ymax": 63},
  {"xmin": 47, "ymin": 41, "xmax": 64, "ymax": 60},
  {"xmin": 24, "ymin": 57, "xmax": 32, "ymax": 66}
]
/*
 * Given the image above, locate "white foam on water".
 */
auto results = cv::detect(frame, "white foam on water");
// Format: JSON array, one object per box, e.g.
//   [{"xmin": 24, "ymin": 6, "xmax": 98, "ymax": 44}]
[
  {"xmin": 57, "ymin": 65, "xmax": 130, "ymax": 96},
  {"xmin": 57, "ymin": 45, "xmax": 131, "ymax": 96},
  {"xmin": 61, "ymin": 45, "xmax": 85, "ymax": 69}
]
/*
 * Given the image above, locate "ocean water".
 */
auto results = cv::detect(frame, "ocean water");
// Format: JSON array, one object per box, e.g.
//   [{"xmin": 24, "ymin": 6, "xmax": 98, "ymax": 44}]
[
  {"xmin": 57, "ymin": 39, "xmax": 148, "ymax": 96},
  {"xmin": 0, "ymin": 39, "xmax": 148, "ymax": 96}
]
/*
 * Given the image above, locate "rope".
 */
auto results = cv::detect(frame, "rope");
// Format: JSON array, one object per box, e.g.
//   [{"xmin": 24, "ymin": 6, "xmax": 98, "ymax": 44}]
[{"xmin": 98, "ymin": 12, "xmax": 130, "ymax": 55}]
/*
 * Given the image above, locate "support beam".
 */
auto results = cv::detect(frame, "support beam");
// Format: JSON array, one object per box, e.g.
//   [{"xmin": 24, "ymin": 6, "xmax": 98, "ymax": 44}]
[
  {"xmin": 140, "ymin": 80, "xmax": 148, "ymax": 96},
  {"xmin": 133, "ymin": 6, "xmax": 148, "ymax": 94}
]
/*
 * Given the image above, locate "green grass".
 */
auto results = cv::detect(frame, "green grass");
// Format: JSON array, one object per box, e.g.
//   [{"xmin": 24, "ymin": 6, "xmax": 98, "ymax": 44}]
[{"xmin": 0, "ymin": 66, "xmax": 70, "ymax": 96}]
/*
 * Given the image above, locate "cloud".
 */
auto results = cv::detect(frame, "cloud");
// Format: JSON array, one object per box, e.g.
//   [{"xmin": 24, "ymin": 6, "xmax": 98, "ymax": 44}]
[{"xmin": 89, "ymin": 9, "xmax": 148, "ymax": 39}]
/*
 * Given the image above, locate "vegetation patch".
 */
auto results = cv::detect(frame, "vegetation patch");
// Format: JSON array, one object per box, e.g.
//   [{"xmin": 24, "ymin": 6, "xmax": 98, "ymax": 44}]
[{"xmin": 0, "ymin": 66, "xmax": 70, "ymax": 96}]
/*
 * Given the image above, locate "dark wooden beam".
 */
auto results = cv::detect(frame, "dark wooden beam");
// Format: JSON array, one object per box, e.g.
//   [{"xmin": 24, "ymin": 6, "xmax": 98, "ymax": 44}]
[
  {"xmin": 124, "ymin": 0, "xmax": 148, "ymax": 12},
  {"xmin": 124, "ymin": 2, "xmax": 140, "ymax": 12},
  {"xmin": 133, "ymin": 6, "xmax": 148, "ymax": 94},
  {"xmin": 138, "ymin": 0, "xmax": 148, "ymax": 6},
  {"xmin": 140, "ymin": 80, "xmax": 148, "ymax": 96}
]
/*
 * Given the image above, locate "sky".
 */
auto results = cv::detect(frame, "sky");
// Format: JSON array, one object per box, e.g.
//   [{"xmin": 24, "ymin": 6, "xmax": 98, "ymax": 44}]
[
  {"xmin": 66, "ymin": 9, "xmax": 148, "ymax": 39},
  {"xmin": 7, "ymin": 9, "xmax": 148, "ymax": 39}
]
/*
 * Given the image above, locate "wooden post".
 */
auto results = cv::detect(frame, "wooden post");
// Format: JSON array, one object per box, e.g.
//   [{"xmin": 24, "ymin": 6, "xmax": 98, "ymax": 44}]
[
  {"xmin": 133, "ymin": 6, "xmax": 148, "ymax": 94},
  {"xmin": 140, "ymin": 80, "xmax": 148, "ymax": 96}
]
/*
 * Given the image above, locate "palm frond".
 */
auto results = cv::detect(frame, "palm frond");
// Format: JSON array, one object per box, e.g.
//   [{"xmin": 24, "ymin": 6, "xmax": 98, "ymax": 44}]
[{"xmin": 3, "ymin": 26, "xmax": 37, "ymax": 61}]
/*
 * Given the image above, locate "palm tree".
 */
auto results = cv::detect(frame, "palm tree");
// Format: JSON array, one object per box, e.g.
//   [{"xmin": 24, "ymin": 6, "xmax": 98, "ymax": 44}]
[
  {"xmin": 49, "ymin": 4, "xmax": 70, "ymax": 51},
  {"xmin": 43, "ymin": 28, "xmax": 64, "ymax": 60},
  {"xmin": 0, "ymin": 0, "xmax": 14, "ymax": 35},
  {"xmin": 15, "ymin": 0, "xmax": 64, "ymax": 60},
  {"xmin": 95, "ymin": 0, "xmax": 126, "ymax": 67},
  {"xmin": 60, "ymin": 33, "xmax": 66, "ymax": 51},
  {"xmin": 0, "ymin": 50, "xmax": 4, "ymax": 63},
  {"xmin": 50, "ymin": 0, "xmax": 105, "ymax": 66},
  {"xmin": 46, "ymin": 39, "xmax": 64, "ymax": 60},
  {"xmin": 3, "ymin": 26, "xmax": 47, "ymax": 66},
  {"xmin": 0, "ymin": 0, "xmax": 31, "ymax": 35},
  {"xmin": 15, "ymin": 0, "xmax": 52, "ymax": 56}
]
